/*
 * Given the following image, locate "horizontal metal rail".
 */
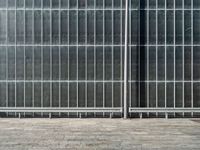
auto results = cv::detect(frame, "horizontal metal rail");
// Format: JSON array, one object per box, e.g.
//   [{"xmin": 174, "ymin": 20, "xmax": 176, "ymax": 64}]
[
  {"xmin": 0, "ymin": 8, "xmax": 200, "ymax": 11},
  {"xmin": 0, "ymin": 44, "xmax": 200, "ymax": 46},
  {"xmin": 0, "ymin": 107, "xmax": 122, "ymax": 113},
  {"xmin": 1, "ymin": 80, "xmax": 200, "ymax": 83},
  {"xmin": 129, "ymin": 108, "xmax": 200, "ymax": 113}
]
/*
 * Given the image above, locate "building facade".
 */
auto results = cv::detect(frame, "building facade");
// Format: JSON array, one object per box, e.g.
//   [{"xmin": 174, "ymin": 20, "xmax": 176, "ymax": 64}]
[{"xmin": 0, "ymin": 0, "xmax": 200, "ymax": 118}]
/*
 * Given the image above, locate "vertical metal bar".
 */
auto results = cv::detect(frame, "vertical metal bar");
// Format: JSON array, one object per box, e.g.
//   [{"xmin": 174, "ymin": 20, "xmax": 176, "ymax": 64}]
[
  {"xmin": 41, "ymin": 0, "xmax": 44, "ymax": 116},
  {"xmin": 6, "ymin": 0, "xmax": 8, "ymax": 116},
  {"xmin": 120, "ymin": 0, "xmax": 123, "ymax": 117},
  {"xmin": 24, "ymin": 0, "xmax": 26, "ymax": 117},
  {"xmin": 191, "ymin": 0, "xmax": 194, "ymax": 117},
  {"xmin": 164, "ymin": 0, "xmax": 167, "ymax": 115},
  {"xmin": 85, "ymin": 0, "xmax": 88, "ymax": 116},
  {"xmin": 156, "ymin": 0, "xmax": 158, "ymax": 117},
  {"xmin": 59, "ymin": 0, "xmax": 61, "ymax": 117},
  {"xmin": 111, "ymin": 0, "xmax": 114, "ymax": 117},
  {"xmin": 173, "ymin": 0, "xmax": 176, "ymax": 117},
  {"xmin": 67, "ymin": 0, "xmax": 70, "ymax": 117},
  {"xmin": 15, "ymin": 0, "xmax": 17, "ymax": 117},
  {"xmin": 182, "ymin": 0, "xmax": 185, "ymax": 116},
  {"xmin": 32, "ymin": 0, "xmax": 35, "ymax": 117},
  {"xmin": 147, "ymin": 0, "xmax": 150, "ymax": 116},
  {"xmin": 123, "ymin": 0, "xmax": 129, "ymax": 119},
  {"xmin": 94, "ymin": 0, "xmax": 96, "ymax": 117},
  {"xmin": 138, "ymin": 0, "xmax": 141, "ymax": 110},
  {"xmin": 50, "ymin": 0, "xmax": 52, "ymax": 109},
  {"xmin": 129, "ymin": 0, "xmax": 131, "ymax": 117},
  {"xmin": 103, "ymin": 0, "xmax": 105, "ymax": 117},
  {"xmin": 76, "ymin": 0, "xmax": 79, "ymax": 117}
]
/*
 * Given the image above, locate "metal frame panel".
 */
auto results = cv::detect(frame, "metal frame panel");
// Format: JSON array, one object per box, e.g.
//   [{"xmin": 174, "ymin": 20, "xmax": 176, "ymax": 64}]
[{"xmin": 0, "ymin": 0, "xmax": 199, "ymax": 118}]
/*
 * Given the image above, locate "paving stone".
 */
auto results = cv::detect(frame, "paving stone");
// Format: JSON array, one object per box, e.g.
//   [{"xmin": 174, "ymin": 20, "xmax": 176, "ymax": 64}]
[{"xmin": 0, "ymin": 119, "xmax": 199, "ymax": 150}]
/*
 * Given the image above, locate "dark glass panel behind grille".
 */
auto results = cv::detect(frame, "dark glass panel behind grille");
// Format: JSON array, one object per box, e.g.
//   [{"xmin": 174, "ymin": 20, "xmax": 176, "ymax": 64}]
[{"xmin": 0, "ymin": 0, "xmax": 199, "ymax": 118}]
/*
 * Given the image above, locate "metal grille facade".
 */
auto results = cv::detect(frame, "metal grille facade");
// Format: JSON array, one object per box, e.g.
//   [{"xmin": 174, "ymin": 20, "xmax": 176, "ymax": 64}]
[
  {"xmin": 128, "ymin": 0, "xmax": 200, "ymax": 118},
  {"xmin": 0, "ymin": 0, "xmax": 200, "ymax": 118}
]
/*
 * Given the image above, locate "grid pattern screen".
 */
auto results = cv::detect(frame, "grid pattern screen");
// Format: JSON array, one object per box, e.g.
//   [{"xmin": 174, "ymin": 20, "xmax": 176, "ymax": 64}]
[
  {"xmin": 129, "ymin": 0, "xmax": 200, "ymax": 117},
  {"xmin": 0, "ymin": 0, "xmax": 200, "ymax": 117},
  {"xmin": 0, "ymin": 0, "xmax": 124, "ymax": 116}
]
